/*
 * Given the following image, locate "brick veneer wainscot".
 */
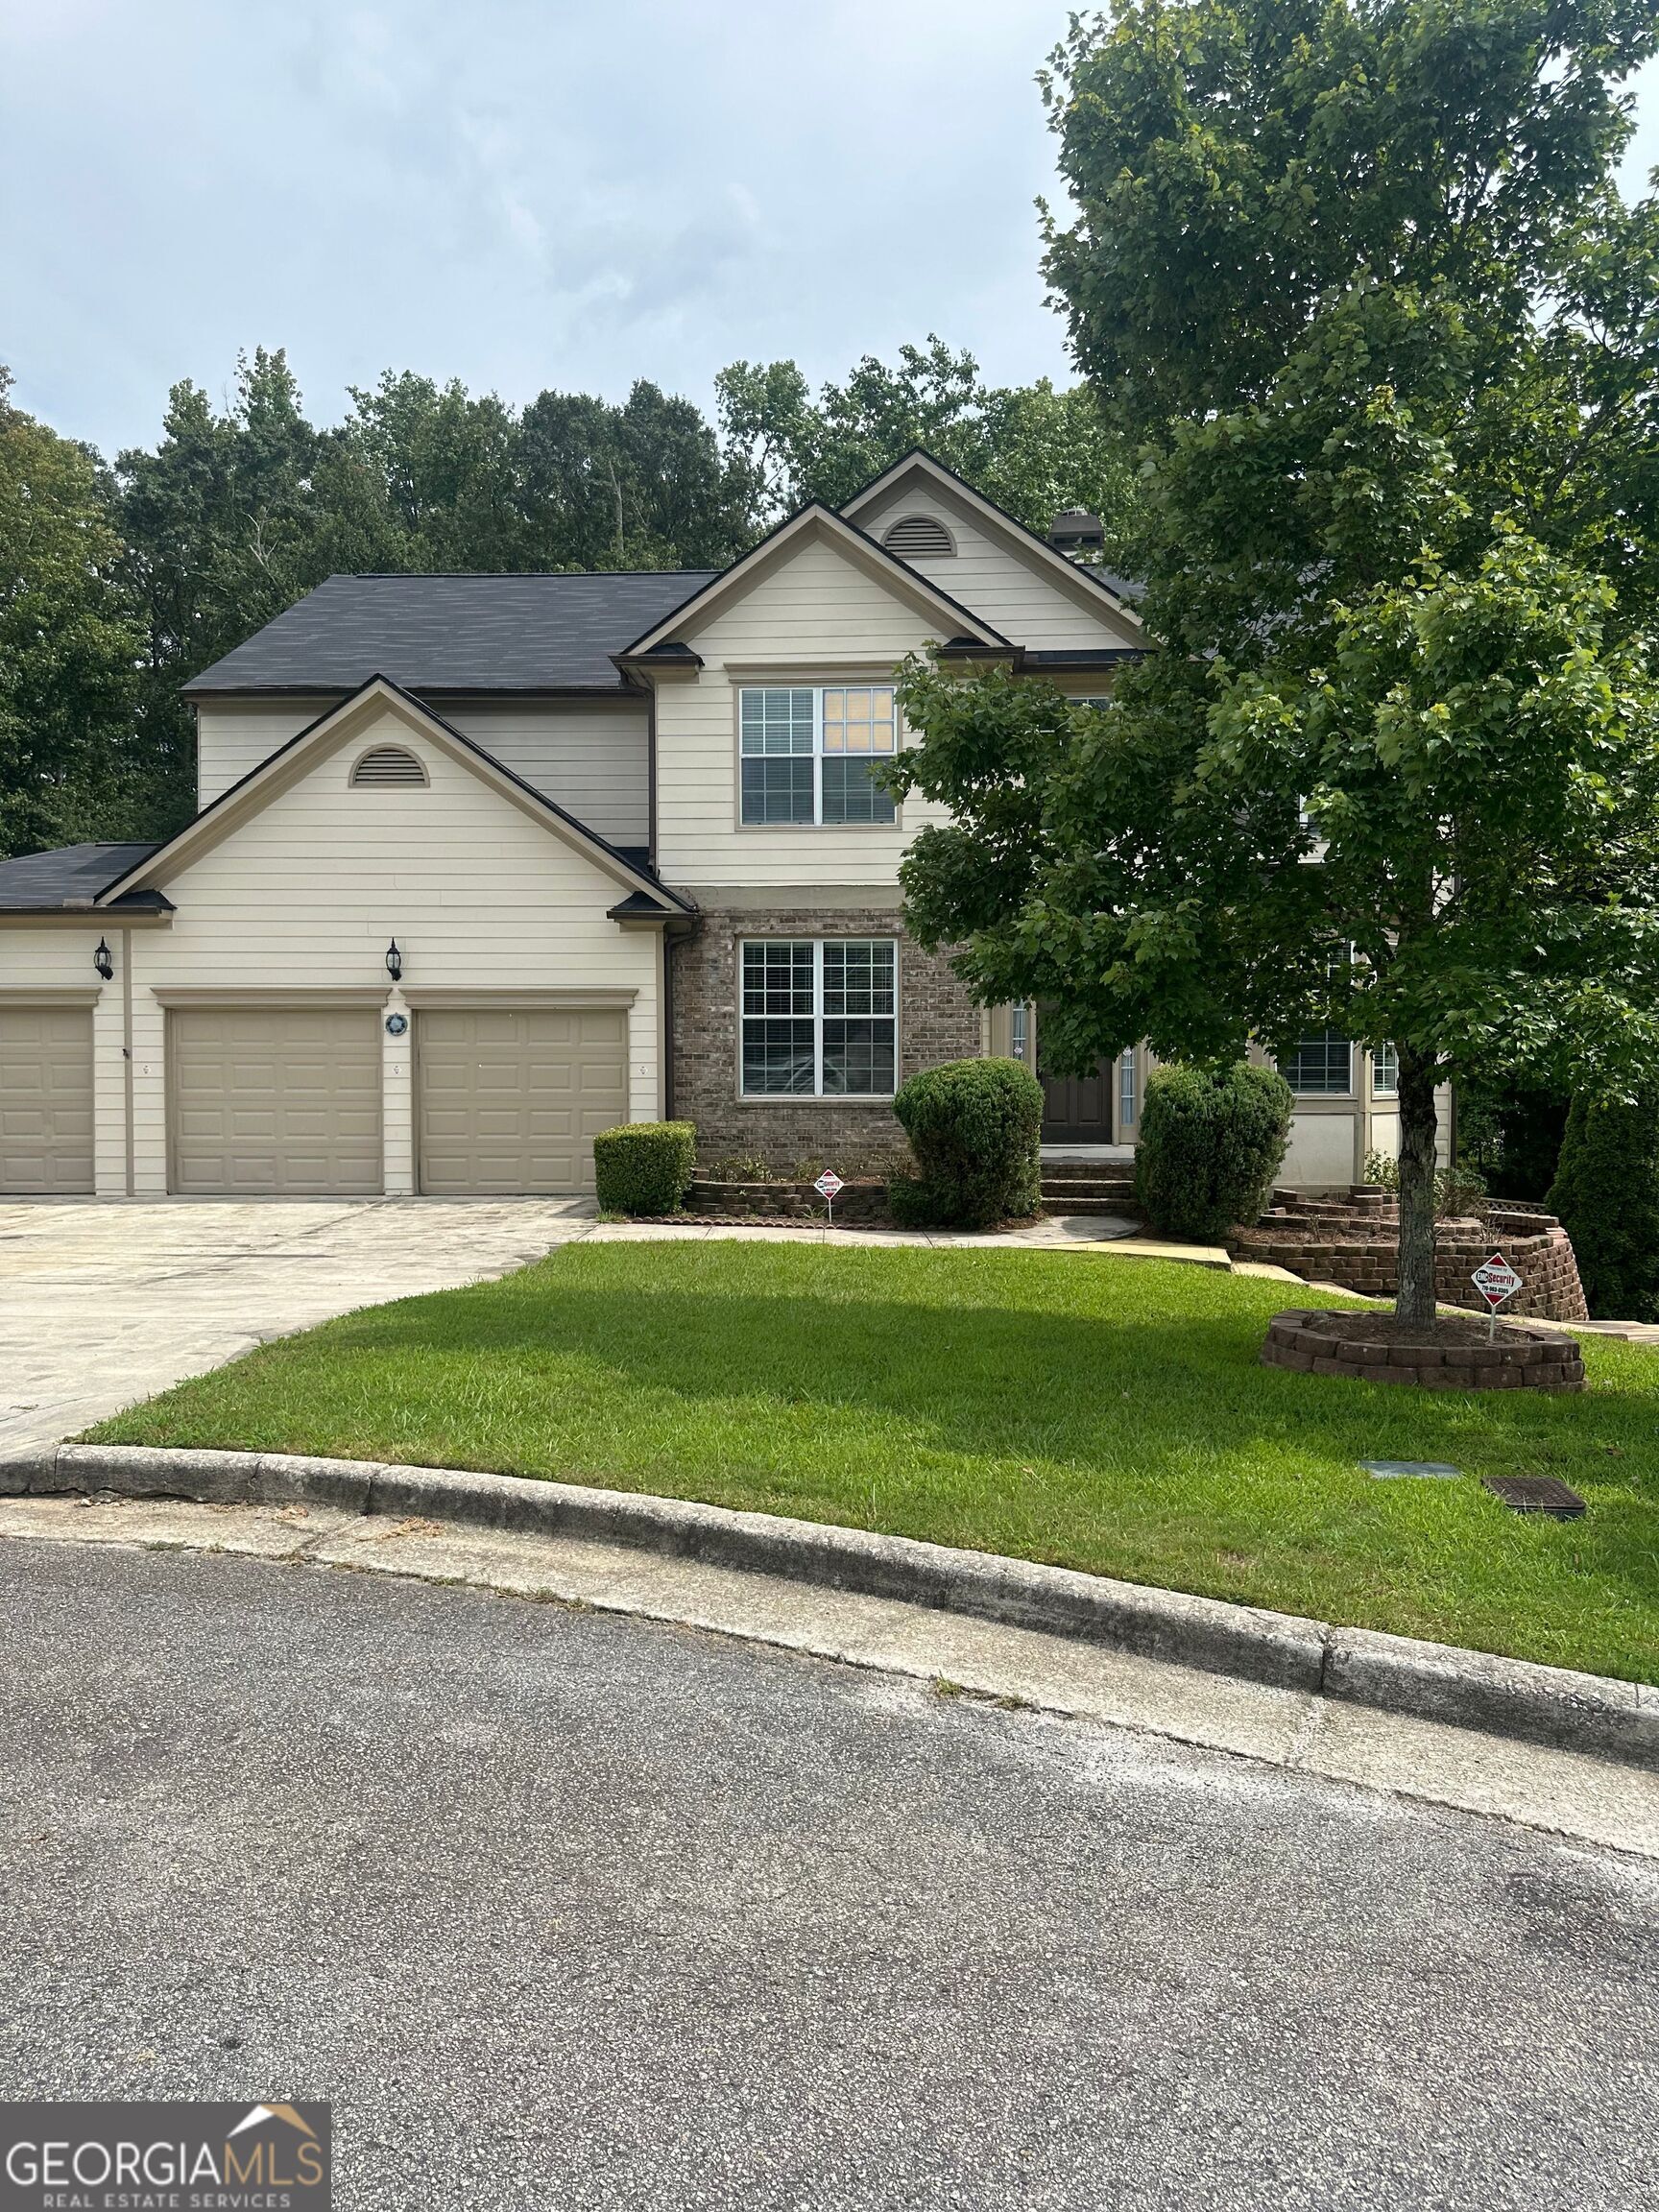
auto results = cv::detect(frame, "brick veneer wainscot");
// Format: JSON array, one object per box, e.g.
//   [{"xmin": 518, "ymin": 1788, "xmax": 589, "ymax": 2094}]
[{"xmin": 668, "ymin": 908, "xmax": 984, "ymax": 1170}]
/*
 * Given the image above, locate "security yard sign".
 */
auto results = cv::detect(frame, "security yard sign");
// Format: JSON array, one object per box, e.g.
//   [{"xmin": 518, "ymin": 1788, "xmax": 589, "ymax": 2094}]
[
  {"xmin": 814, "ymin": 1169, "xmax": 844, "ymax": 1223},
  {"xmin": 1471, "ymin": 1252, "xmax": 1523, "ymax": 1310}
]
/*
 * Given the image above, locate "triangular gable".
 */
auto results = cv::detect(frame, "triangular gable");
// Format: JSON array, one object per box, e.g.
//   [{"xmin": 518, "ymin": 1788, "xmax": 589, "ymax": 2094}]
[
  {"xmin": 96, "ymin": 676, "xmax": 690, "ymax": 913},
  {"xmin": 616, "ymin": 503, "xmax": 1014, "ymax": 661},
  {"xmin": 841, "ymin": 449, "xmax": 1143, "ymax": 637}
]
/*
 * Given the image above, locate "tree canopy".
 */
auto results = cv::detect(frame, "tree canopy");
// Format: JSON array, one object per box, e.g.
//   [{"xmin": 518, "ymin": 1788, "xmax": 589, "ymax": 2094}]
[{"xmin": 893, "ymin": 0, "xmax": 1659, "ymax": 1318}]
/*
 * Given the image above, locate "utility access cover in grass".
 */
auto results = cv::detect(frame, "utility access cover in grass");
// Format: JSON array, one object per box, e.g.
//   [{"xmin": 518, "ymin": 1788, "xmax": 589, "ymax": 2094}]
[
  {"xmin": 1360, "ymin": 1460, "xmax": 1462, "ymax": 1479},
  {"xmin": 1482, "ymin": 1476, "xmax": 1588, "ymax": 1520}
]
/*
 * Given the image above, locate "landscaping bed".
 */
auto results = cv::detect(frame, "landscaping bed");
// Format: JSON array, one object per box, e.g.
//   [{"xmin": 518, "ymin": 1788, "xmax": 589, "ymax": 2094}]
[
  {"xmin": 1261, "ymin": 1309, "xmax": 1585, "ymax": 1392},
  {"xmin": 85, "ymin": 1241, "xmax": 1658, "ymax": 1683}
]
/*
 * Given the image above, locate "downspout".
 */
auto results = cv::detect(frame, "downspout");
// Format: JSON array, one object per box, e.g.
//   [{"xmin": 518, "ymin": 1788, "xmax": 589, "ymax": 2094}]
[
  {"xmin": 645, "ymin": 679, "xmax": 659, "ymax": 867},
  {"xmin": 663, "ymin": 924, "xmax": 675, "ymax": 1122},
  {"xmin": 121, "ymin": 926, "xmax": 134, "ymax": 1197}
]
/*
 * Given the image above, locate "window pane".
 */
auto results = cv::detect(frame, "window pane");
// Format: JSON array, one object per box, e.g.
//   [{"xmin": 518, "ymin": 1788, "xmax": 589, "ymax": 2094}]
[
  {"xmin": 823, "ymin": 1020, "xmax": 896, "ymax": 1095},
  {"xmin": 741, "ymin": 756, "xmax": 814, "ymax": 825},
  {"xmin": 1281, "ymin": 1033, "xmax": 1353, "ymax": 1095},
  {"xmin": 743, "ymin": 940, "xmax": 814, "ymax": 1016},
  {"xmin": 1119, "ymin": 1046, "xmax": 1137, "ymax": 1127},
  {"xmin": 1372, "ymin": 1044, "xmax": 1399, "ymax": 1096},
  {"xmin": 742, "ymin": 1021, "xmax": 817, "ymax": 1094},
  {"xmin": 823, "ymin": 939, "xmax": 896, "ymax": 1016},
  {"xmin": 822, "ymin": 757, "xmax": 896, "ymax": 825},
  {"xmin": 739, "ymin": 687, "xmax": 814, "ymax": 756},
  {"xmin": 821, "ymin": 685, "xmax": 895, "ymax": 755}
]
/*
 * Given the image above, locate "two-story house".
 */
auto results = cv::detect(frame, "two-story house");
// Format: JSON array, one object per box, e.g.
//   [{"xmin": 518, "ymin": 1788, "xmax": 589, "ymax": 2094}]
[{"xmin": 0, "ymin": 451, "xmax": 1409, "ymax": 1200}]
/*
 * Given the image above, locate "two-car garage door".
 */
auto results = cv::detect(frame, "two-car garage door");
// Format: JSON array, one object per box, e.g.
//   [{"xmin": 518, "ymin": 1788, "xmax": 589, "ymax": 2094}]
[{"xmin": 165, "ymin": 1005, "xmax": 626, "ymax": 1196}]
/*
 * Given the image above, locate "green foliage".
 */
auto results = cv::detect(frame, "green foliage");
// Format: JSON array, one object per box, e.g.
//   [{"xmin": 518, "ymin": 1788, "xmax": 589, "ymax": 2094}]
[
  {"xmin": 896, "ymin": 0, "xmax": 1659, "ymax": 1318},
  {"xmin": 1361, "ymin": 1149, "xmax": 1489, "ymax": 1221},
  {"xmin": 1452, "ymin": 1079, "xmax": 1569, "ymax": 1201},
  {"xmin": 1547, "ymin": 1096, "xmax": 1659, "ymax": 1320},
  {"xmin": 1134, "ymin": 1064, "xmax": 1292, "ymax": 1239},
  {"xmin": 592, "ymin": 1120, "xmax": 697, "ymax": 1217},
  {"xmin": 0, "ymin": 372, "xmax": 144, "ymax": 855},
  {"xmin": 890, "ymin": 1057, "xmax": 1044, "ymax": 1229},
  {"xmin": 716, "ymin": 338, "xmax": 1140, "ymax": 555}
]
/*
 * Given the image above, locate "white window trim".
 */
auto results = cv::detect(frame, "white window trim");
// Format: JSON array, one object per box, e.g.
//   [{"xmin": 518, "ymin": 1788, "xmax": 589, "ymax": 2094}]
[
  {"xmin": 737, "ymin": 936, "xmax": 900, "ymax": 1100},
  {"xmin": 736, "ymin": 685, "xmax": 901, "ymax": 830},
  {"xmin": 1281, "ymin": 1034, "xmax": 1356, "ymax": 1099},
  {"xmin": 1371, "ymin": 1044, "xmax": 1399, "ymax": 1098}
]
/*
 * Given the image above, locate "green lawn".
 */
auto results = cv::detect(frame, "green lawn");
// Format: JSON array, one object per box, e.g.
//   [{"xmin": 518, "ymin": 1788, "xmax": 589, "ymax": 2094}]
[{"xmin": 88, "ymin": 1241, "xmax": 1659, "ymax": 1682}]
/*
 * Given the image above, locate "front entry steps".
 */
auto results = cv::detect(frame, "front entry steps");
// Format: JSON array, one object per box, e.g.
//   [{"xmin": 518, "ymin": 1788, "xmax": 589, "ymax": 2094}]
[{"xmin": 1040, "ymin": 1162, "xmax": 1142, "ymax": 1218}]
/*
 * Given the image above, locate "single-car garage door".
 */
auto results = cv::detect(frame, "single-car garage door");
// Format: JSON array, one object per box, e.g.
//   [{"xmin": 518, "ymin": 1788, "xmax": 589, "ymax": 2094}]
[
  {"xmin": 169, "ymin": 1008, "xmax": 382, "ymax": 1195},
  {"xmin": 417, "ymin": 1008, "xmax": 627, "ymax": 1194},
  {"xmin": 0, "ymin": 1006, "xmax": 94, "ymax": 1194}
]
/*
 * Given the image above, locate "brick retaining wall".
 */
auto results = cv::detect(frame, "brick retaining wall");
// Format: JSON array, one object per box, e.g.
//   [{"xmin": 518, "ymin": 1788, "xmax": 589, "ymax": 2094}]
[
  {"xmin": 1261, "ymin": 1310, "xmax": 1586, "ymax": 1392},
  {"xmin": 1229, "ymin": 1191, "xmax": 1589, "ymax": 1322}
]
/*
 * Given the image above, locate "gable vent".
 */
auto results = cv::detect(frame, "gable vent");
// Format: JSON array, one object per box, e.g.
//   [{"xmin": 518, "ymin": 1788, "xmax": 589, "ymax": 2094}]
[
  {"xmin": 882, "ymin": 513, "xmax": 955, "ymax": 560},
  {"xmin": 349, "ymin": 745, "xmax": 428, "ymax": 788}
]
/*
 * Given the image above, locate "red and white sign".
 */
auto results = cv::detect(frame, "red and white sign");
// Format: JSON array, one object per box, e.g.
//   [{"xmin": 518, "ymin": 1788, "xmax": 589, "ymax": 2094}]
[
  {"xmin": 1471, "ymin": 1252, "xmax": 1524, "ymax": 1310},
  {"xmin": 814, "ymin": 1170, "xmax": 845, "ymax": 1200}
]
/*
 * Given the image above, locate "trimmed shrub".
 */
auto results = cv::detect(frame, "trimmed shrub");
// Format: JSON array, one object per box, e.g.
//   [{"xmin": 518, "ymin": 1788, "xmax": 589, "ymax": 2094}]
[
  {"xmin": 1546, "ymin": 1094, "xmax": 1659, "ymax": 1320},
  {"xmin": 1135, "ymin": 1062, "xmax": 1293, "ymax": 1240},
  {"xmin": 592, "ymin": 1120, "xmax": 696, "ymax": 1216},
  {"xmin": 891, "ymin": 1057, "xmax": 1044, "ymax": 1230}
]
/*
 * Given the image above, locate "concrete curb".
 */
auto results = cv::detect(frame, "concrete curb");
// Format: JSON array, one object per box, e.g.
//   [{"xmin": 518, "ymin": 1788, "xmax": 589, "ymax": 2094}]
[{"xmin": 5, "ymin": 1442, "xmax": 1654, "ymax": 1770}]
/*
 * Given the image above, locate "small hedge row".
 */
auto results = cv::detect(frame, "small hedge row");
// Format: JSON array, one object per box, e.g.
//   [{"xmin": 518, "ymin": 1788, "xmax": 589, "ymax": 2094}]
[
  {"xmin": 592, "ymin": 1120, "xmax": 696, "ymax": 1215},
  {"xmin": 889, "ymin": 1057, "xmax": 1044, "ymax": 1230}
]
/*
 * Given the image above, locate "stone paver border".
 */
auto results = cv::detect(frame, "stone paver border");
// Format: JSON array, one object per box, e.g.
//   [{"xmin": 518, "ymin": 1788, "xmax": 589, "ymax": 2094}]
[
  {"xmin": 1262, "ymin": 1309, "xmax": 1588, "ymax": 1391},
  {"xmin": 4, "ymin": 1442, "xmax": 1651, "ymax": 1771}
]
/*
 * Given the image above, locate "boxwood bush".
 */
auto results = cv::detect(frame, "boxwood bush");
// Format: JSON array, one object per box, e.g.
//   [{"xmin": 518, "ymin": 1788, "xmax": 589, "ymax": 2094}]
[
  {"xmin": 1546, "ymin": 1094, "xmax": 1659, "ymax": 1320},
  {"xmin": 1134, "ymin": 1062, "xmax": 1293, "ymax": 1240},
  {"xmin": 890, "ymin": 1057, "xmax": 1044, "ymax": 1230},
  {"xmin": 592, "ymin": 1120, "xmax": 697, "ymax": 1216}
]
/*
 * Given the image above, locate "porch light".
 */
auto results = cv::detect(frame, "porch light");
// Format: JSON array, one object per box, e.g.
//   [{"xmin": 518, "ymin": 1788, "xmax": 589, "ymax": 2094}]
[
  {"xmin": 93, "ymin": 938, "xmax": 113, "ymax": 980},
  {"xmin": 385, "ymin": 938, "xmax": 403, "ymax": 982}
]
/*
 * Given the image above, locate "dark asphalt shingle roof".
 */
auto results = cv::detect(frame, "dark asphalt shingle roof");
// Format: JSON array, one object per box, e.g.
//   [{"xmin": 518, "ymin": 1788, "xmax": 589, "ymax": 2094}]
[
  {"xmin": 0, "ymin": 842, "xmax": 167, "ymax": 911},
  {"xmin": 182, "ymin": 571, "xmax": 719, "ymax": 697}
]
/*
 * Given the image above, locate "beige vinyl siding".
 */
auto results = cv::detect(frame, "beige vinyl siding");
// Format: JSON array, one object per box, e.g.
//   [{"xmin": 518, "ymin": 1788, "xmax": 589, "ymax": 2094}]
[
  {"xmin": 0, "ymin": 1004, "xmax": 95, "ymax": 1193},
  {"xmin": 197, "ymin": 699, "xmax": 339, "ymax": 806},
  {"xmin": 654, "ymin": 536, "xmax": 951, "ymax": 890},
  {"xmin": 111, "ymin": 708, "xmax": 659, "ymax": 1196},
  {"xmin": 443, "ymin": 700, "xmax": 648, "ymax": 846},
  {"xmin": 854, "ymin": 485, "xmax": 1139, "ymax": 651}
]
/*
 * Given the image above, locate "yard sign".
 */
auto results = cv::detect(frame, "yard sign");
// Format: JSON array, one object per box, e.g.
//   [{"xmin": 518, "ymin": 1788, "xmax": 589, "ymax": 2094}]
[
  {"xmin": 814, "ymin": 1168, "xmax": 844, "ymax": 1225},
  {"xmin": 1470, "ymin": 1251, "xmax": 1523, "ymax": 1340}
]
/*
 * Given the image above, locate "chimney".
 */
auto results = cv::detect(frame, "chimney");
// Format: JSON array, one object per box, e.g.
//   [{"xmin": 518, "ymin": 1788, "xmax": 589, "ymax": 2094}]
[{"xmin": 1048, "ymin": 508, "xmax": 1105, "ymax": 560}]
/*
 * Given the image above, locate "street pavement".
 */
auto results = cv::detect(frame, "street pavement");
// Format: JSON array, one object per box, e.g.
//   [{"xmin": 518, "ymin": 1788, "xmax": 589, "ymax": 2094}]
[{"xmin": 2, "ymin": 1539, "xmax": 1654, "ymax": 2210}]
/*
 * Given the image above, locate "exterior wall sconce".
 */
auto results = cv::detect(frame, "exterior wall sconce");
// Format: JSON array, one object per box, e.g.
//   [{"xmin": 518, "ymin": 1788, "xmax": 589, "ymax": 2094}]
[
  {"xmin": 385, "ymin": 939, "xmax": 403, "ymax": 982},
  {"xmin": 93, "ymin": 938, "xmax": 114, "ymax": 981}
]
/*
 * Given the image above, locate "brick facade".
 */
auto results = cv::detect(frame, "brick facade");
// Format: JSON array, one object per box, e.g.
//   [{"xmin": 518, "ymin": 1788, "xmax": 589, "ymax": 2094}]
[{"xmin": 668, "ymin": 907, "xmax": 984, "ymax": 1170}]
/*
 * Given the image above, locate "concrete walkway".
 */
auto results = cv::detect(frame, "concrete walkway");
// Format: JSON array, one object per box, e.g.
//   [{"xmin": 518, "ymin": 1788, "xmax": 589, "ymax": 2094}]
[{"xmin": 0, "ymin": 1197, "xmax": 596, "ymax": 1453}]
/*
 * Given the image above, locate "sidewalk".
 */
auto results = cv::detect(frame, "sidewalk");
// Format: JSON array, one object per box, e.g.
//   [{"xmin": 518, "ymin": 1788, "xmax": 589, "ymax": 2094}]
[{"xmin": 584, "ymin": 1210, "xmax": 1261, "ymax": 1271}]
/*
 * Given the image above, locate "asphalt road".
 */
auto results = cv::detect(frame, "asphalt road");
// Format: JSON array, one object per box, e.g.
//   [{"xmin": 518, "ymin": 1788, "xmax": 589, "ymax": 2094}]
[{"xmin": 2, "ymin": 1541, "xmax": 1655, "ymax": 2212}]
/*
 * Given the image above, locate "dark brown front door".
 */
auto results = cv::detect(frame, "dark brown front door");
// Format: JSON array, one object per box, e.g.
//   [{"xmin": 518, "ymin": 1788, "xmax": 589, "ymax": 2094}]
[{"xmin": 1041, "ymin": 1055, "xmax": 1116, "ymax": 1142}]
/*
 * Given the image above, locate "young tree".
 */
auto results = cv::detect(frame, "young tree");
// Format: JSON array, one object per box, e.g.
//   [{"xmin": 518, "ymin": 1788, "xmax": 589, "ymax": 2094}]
[{"xmin": 891, "ymin": 0, "xmax": 1659, "ymax": 1322}]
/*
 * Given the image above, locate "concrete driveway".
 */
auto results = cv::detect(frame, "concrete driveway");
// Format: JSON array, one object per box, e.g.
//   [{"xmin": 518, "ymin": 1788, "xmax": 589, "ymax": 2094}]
[
  {"xmin": 3, "ymin": 1539, "xmax": 1654, "ymax": 2211},
  {"xmin": 0, "ymin": 1197, "xmax": 596, "ymax": 1453}
]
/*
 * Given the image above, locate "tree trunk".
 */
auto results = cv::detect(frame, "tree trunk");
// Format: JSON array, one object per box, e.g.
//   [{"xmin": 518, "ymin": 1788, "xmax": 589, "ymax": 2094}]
[{"xmin": 1395, "ymin": 1049, "xmax": 1439, "ymax": 1324}]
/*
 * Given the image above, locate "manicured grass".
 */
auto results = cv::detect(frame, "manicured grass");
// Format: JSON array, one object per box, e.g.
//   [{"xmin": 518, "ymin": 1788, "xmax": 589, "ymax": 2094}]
[{"xmin": 88, "ymin": 1241, "xmax": 1659, "ymax": 1682}]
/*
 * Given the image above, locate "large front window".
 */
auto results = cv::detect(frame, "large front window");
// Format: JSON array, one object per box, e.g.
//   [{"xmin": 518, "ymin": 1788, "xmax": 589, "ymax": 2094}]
[
  {"xmin": 739, "ymin": 686, "xmax": 898, "ymax": 826},
  {"xmin": 740, "ymin": 938, "xmax": 898, "ymax": 1095}
]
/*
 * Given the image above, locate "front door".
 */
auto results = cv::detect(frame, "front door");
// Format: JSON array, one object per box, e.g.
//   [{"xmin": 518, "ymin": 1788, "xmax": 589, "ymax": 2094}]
[{"xmin": 1040, "ymin": 1053, "xmax": 1117, "ymax": 1142}]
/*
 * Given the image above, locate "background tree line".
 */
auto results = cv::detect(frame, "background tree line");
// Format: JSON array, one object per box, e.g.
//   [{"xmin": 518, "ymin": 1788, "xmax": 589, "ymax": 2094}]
[{"xmin": 0, "ymin": 342, "xmax": 1135, "ymax": 858}]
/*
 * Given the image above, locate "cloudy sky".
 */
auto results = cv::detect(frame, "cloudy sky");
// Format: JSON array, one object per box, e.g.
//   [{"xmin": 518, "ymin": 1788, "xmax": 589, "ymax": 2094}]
[{"xmin": 4, "ymin": 0, "xmax": 1657, "ymax": 460}]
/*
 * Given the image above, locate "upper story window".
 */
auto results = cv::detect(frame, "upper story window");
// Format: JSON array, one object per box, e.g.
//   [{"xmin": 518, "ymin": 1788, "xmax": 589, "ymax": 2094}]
[
  {"xmin": 739, "ymin": 685, "xmax": 897, "ymax": 828},
  {"xmin": 350, "ymin": 744, "xmax": 427, "ymax": 787},
  {"xmin": 881, "ymin": 514, "xmax": 955, "ymax": 559}
]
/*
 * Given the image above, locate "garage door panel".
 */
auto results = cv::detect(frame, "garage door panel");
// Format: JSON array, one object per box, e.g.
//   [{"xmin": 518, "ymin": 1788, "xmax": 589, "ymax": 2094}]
[
  {"xmin": 0, "ymin": 1008, "xmax": 95, "ymax": 1194},
  {"xmin": 169, "ymin": 1010, "xmax": 382, "ymax": 1195},
  {"xmin": 418, "ymin": 1008, "xmax": 627, "ymax": 1194}
]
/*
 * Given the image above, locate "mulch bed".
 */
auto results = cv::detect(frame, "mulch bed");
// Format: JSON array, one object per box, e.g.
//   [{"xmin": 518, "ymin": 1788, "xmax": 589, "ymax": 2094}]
[{"xmin": 1261, "ymin": 1307, "xmax": 1586, "ymax": 1392}]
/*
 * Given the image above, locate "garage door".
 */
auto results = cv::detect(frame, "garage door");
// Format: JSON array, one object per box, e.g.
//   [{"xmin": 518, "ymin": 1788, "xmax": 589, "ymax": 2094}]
[
  {"xmin": 417, "ymin": 1008, "xmax": 628, "ymax": 1194},
  {"xmin": 169, "ymin": 1008, "xmax": 382, "ymax": 1195},
  {"xmin": 0, "ymin": 1006, "xmax": 94, "ymax": 1194}
]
